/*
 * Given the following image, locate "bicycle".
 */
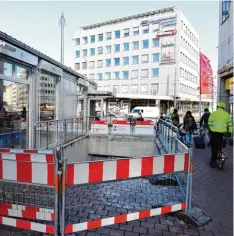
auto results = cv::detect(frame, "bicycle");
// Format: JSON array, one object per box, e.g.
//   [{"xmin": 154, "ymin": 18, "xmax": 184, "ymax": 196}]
[{"xmin": 216, "ymin": 137, "xmax": 228, "ymax": 170}]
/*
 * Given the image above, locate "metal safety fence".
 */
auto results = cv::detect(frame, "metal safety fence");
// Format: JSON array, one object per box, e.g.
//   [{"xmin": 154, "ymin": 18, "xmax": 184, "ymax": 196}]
[{"xmin": 0, "ymin": 148, "xmax": 60, "ymax": 235}]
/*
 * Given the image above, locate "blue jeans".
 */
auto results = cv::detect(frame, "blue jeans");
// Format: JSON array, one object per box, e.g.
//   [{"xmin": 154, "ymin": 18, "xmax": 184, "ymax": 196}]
[{"xmin": 185, "ymin": 132, "xmax": 191, "ymax": 145}]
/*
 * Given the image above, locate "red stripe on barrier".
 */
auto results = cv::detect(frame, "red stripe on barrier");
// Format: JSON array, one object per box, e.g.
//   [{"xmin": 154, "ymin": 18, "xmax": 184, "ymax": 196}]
[
  {"xmin": 135, "ymin": 120, "xmax": 153, "ymax": 125},
  {"xmin": 89, "ymin": 162, "xmax": 103, "ymax": 183},
  {"xmin": 46, "ymin": 225, "xmax": 54, "ymax": 234},
  {"xmin": 141, "ymin": 157, "xmax": 153, "ymax": 176},
  {"xmin": 91, "ymin": 120, "xmax": 108, "ymax": 125},
  {"xmin": 0, "ymin": 155, "xmax": 2, "ymax": 179},
  {"xmin": 47, "ymin": 164, "xmax": 55, "ymax": 186},
  {"xmin": 161, "ymin": 205, "xmax": 172, "ymax": 214},
  {"xmin": 16, "ymin": 153, "xmax": 31, "ymax": 162},
  {"xmin": 116, "ymin": 159, "xmax": 129, "ymax": 179},
  {"xmin": 0, "ymin": 216, "xmax": 2, "ymax": 224},
  {"xmin": 164, "ymin": 155, "xmax": 175, "ymax": 173},
  {"xmin": 0, "ymin": 208, "xmax": 9, "ymax": 216},
  {"xmin": 181, "ymin": 202, "xmax": 186, "ymax": 210},
  {"xmin": 46, "ymin": 154, "xmax": 54, "ymax": 163},
  {"xmin": 114, "ymin": 214, "xmax": 127, "ymax": 224},
  {"xmin": 25, "ymin": 206, "xmax": 40, "ymax": 212},
  {"xmin": 67, "ymin": 164, "xmax": 74, "ymax": 185},
  {"xmin": 0, "ymin": 203, "xmax": 11, "ymax": 208},
  {"xmin": 51, "ymin": 213, "xmax": 55, "ymax": 222},
  {"xmin": 65, "ymin": 225, "xmax": 73, "ymax": 234},
  {"xmin": 88, "ymin": 219, "xmax": 101, "ymax": 229},
  {"xmin": 24, "ymin": 150, "xmax": 38, "ymax": 153},
  {"xmin": 112, "ymin": 120, "xmax": 129, "ymax": 125},
  {"xmin": 22, "ymin": 210, "xmax": 37, "ymax": 220},
  {"xmin": 0, "ymin": 149, "xmax": 10, "ymax": 153},
  {"xmin": 184, "ymin": 153, "xmax": 189, "ymax": 171},
  {"xmin": 139, "ymin": 209, "xmax": 151, "ymax": 218},
  {"xmin": 17, "ymin": 160, "xmax": 32, "ymax": 183},
  {"xmin": 16, "ymin": 219, "xmax": 31, "ymax": 230}
]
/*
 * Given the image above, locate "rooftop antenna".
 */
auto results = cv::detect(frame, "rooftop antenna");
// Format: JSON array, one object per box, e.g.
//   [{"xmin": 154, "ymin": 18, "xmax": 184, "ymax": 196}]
[{"xmin": 59, "ymin": 12, "xmax": 66, "ymax": 64}]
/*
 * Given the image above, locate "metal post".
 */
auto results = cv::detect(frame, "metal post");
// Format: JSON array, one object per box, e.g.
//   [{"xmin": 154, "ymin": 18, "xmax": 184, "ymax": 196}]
[
  {"xmin": 59, "ymin": 12, "xmax": 65, "ymax": 64},
  {"xmin": 174, "ymin": 67, "xmax": 177, "ymax": 109},
  {"xmin": 54, "ymin": 148, "xmax": 59, "ymax": 236},
  {"xmin": 46, "ymin": 122, "xmax": 49, "ymax": 149},
  {"xmin": 185, "ymin": 148, "xmax": 193, "ymax": 210},
  {"xmin": 61, "ymin": 156, "xmax": 67, "ymax": 236}
]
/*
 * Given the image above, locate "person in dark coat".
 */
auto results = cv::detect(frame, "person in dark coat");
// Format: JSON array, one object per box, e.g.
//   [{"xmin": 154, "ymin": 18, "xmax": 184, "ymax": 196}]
[{"xmin": 200, "ymin": 108, "xmax": 211, "ymax": 146}]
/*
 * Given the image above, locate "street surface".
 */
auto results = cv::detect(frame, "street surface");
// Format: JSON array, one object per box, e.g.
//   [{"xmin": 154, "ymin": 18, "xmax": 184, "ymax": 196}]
[{"xmin": 0, "ymin": 144, "xmax": 232, "ymax": 236}]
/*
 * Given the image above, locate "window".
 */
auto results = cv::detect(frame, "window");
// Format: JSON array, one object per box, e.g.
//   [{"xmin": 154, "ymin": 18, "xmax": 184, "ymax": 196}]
[
  {"xmin": 152, "ymin": 53, "xmax": 159, "ymax": 62},
  {"xmin": 106, "ymin": 59, "xmax": 111, "ymax": 67},
  {"xmin": 97, "ymin": 60, "xmax": 103, "ymax": 68},
  {"xmin": 114, "ymin": 85, "xmax": 120, "ymax": 93},
  {"xmin": 122, "ymin": 71, "xmax": 129, "ymax": 79},
  {"xmin": 141, "ymin": 69, "xmax": 148, "ymax": 78},
  {"xmin": 106, "ymin": 45, "xmax": 111, "ymax": 54},
  {"xmin": 150, "ymin": 83, "xmax": 158, "ymax": 94},
  {"xmin": 152, "ymin": 38, "xmax": 159, "ymax": 47},
  {"xmin": 123, "ymin": 28, "xmax": 130, "ymax": 37},
  {"xmin": 98, "ymin": 33, "xmax": 103, "ymax": 41},
  {"xmin": 75, "ymin": 63, "xmax": 80, "ymax": 70},
  {"xmin": 75, "ymin": 38, "xmax": 80, "ymax": 45},
  {"xmin": 82, "ymin": 62, "xmax": 87, "ymax": 69},
  {"xmin": 97, "ymin": 73, "xmax": 103, "ymax": 80},
  {"xmin": 106, "ymin": 32, "xmax": 112, "ymax": 40},
  {"xmin": 90, "ymin": 35, "xmax": 95, "ymax": 43},
  {"xmin": 141, "ymin": 54, "xmax": 149, "ymax": 63},
  {"xmin": 142, "ymin": 25, "xmax": 149, "ymax": 34},
  {"xmin": 123, "ymin": 57, "xmax": 129, "ymax": 65},
  {"xmin": 122, "ymin": 85, "xmax": 129, "ymax": 93},
  {"xmin": 222, "ymin": 0, "xmax": 231, "ymax": 22},
  {"xmin": 89, "ymin": 61, "xmax": 95, "ymax": 69},
  {"xmin": 152, "ymin": 68, "xmax": 159, "ymax": 77},
  {"xmin": 90, "ymin": 48, "xmax": 95, "ymax": 56},
  {"xmin": 114, "ymin": 58, "xmax": 120, "ymax": 66},
  {"xmin": 142, "ymin": 39, "xmax": 149, "ymax": 49},
  {"xmin": 105, "ymin": 72, "xmax": 111, "ymax": 80},
  {"xmin": 123, "ymin": 42, "xmax": 129, "ymax": 51},
  {"xmin": 83, "ymin": 49, "xmax": 87, "ymax": 57},
  {"xmin": 152, "ymin": 23, "xmax": 159, "ymax": 32},
  {"xmin": 140, "ymin": 84, "xmax": 148, "ymax": 93},
  {"xmin": 114, "ymin": 44, "xmax": 120, "ymax": 52},
  {"xmin": 83, "ymin": 37, "xmax": 88, "ymax": 44},
  {"xmin": 115, "ymin": 30, "xmax": 120, "ymax": 38},
  {"xmin": 133, "ymin": 27, "xmax": 139, "ymax": 35},
  {"xmin": 97, "ymin": 47, "xmax": 103, "ymax": 55},
  {"xmin": 133, "ymin": 41, "xmax": 139, "ymax": 50},
  {"xmin": 75, "ymin": 50, "xmax": 80, "ymax": 58},
  {"xmin": 131, "ymin": 70, "xmax": 138, "ymax": 79},
  {"xmin": 89, "ymin": 74, "xmax": 95, "ymax": 80},
  {"xmin": 131, "ymin": 85, "xmax": 138, "ymax": 93},
  {"xmin": 132, "ymin": 56, "xmax": 139, "ymax": 64},
  {"xmin": 114, "ymin": 72, "xmax": 120, "ymax": 80}
]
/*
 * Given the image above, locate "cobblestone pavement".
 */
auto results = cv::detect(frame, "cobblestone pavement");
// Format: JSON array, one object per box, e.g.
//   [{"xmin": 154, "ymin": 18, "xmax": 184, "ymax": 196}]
[{"xmin": 0, "ymin": 145, "xmax": 233, "ymax": 236}]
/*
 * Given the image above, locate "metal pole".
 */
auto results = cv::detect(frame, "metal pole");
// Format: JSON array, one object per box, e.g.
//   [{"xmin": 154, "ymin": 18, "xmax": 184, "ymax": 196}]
[
  {"xmin": 59, "ymin": 12, "xmax": 65, "ymax": 64},
  {"xmin": 174, "ymin": 67, "xmax": 177, "ymax": 109}
]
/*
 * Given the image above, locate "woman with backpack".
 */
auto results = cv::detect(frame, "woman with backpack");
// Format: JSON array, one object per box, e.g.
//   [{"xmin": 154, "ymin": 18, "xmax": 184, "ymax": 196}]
[{"xmin": 183, "ymin": 111, "xmax": 197, "ymax": 145}]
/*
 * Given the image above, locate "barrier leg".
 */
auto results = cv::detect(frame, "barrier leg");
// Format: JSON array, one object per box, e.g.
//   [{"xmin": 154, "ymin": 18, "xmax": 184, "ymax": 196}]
[
  {"xmin": 54, "ymin": 149, "xmax": 59, "ymax": 236},
  {"xmin": 188, "ymin": 148, "xmax": 193, "ymax": 209}
]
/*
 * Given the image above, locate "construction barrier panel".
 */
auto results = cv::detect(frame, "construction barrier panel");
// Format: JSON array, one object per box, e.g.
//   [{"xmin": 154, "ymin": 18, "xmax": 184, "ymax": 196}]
[
  {"xmin": 135, "ymin": 120, "xmax": 155, "ymax": 135},
  {"xmin": 0, "ymin": 148, "xmax": 59, "ymax": 235},
  {"xmin": 61, "ymin": 151, "xmax": 192, "ymax": 235},
  {"xmin": 91, "ymin": 120, "xmax": 109, "ymax": 134},
  {"xmin": 112, "ymin": 120, "xmax": 131, "ymax": 135}
]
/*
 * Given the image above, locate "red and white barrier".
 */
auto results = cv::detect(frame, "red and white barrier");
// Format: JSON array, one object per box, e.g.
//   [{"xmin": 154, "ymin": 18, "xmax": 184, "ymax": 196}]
[
  {"xmin": 0, "ymin": 216, "xmax": 54, "ymax": 234},
  {"xmin": 66, "ymin": 153, "xmax": 189, "ymax": 185},
  {"xmin": 91, "ymin": 120, "xmax": 108, "ymax": 134},
  {"xmin": 0, "ymin": 153, "xmax": 55, "ymax": 185},
  {"xmin": 0, "ymin": 149, "xmax": 53, "ymax": 154},
  {"xmin": 135, "ymin": 120, "xmax": 155, "ymax": 135},
  {"xmin": 65, "ymin": 202, "xmax": 186, "ymax": 233},
  {"xmin": 112, "ymin": 120, "xmax": 131, "ymax": 135}
]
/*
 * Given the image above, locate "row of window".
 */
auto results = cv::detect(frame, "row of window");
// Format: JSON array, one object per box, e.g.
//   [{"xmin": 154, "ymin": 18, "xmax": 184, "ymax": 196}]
[
  {"xmin": 75, "ymin": 39, "xmax": 159, "ymax": 58},
  {"xmin": 180, "ymin": 52, "xmax": 198, "ymax": 72},
  {"xmin": 180, "ymin": 68, "xmax": 197, "ymax": 84},
  {"xmin": 98, "ymin": 84, "xmax": 159, "ymax": 94},
  {"xmin": 75, "ymin": 24, "xmax": 161, "ymax": 45},
  {"xmin": 181, "ymin": 36, "xmax": 199, "ymax": 59},
  {"xmin": 75, "ymin": 54, "xmax": 159, "ymax": 70},
  {"xmin": 180, "ymin": 84, "xmax": 197, "ymax": 96},
  {"xmin": 181, "ymin": 21, "xmax": 198, "ymax": 46},
  {"xmin": 87, "ymin": 68, "xmax": 159, "ymax": 81}
]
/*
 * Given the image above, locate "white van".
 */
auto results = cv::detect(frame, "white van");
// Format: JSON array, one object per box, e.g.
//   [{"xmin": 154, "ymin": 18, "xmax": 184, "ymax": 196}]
[{"xmin": 128, "ymin": 106, "xmax": 160, "ymax": 121}]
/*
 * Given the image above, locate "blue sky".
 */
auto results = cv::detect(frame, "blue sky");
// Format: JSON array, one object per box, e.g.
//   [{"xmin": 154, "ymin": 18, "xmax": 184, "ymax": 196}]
[{"xmin": 0, "ymin": 1, "xmax": 219, "ymax": 69}]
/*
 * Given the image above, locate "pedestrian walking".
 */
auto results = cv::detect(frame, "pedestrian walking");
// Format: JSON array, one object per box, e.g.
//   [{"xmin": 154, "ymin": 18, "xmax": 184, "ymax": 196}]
[
  {"xmin": 200, "ymin": 108, "xmax": 211, "ymax": 146},
  {"xmin": 183, "ymin": 111, "xmax": 197, "ymax": 145},
  {"xmin": 171, "ymin": 109, "xmax": 179, "ymax": 126},
  {"xmin": 208, "ymin": 102, "xmax": 233, "ymax": 168}
]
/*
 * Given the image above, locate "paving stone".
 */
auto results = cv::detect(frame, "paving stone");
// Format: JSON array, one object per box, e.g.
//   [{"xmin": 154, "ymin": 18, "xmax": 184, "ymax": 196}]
[
  {"xmin": 109, "ymin": 229, "xmax": 124, "ymax": 236},
  {"xmin": 125, "ymin": 232, "xmax": 140, "ymax": 236},
  {"xmin": 133, "ymin": 226, "xmax": 147, "ymax": 234},
  {"xmin": 169, "ymin": 226, "xmax": 183, "ymax": 233},
  {"xmin": 198, "ymin": 231, "xmax": 214, "ymax": 236},
  {"xmin": 154, "ymin": 223, "xmax": 169, "ymax": 231},
  {"xmin": 140, "ymin": 222, "xmax": 155, "ymax": 229},
  {"xmin": 119, "ymin": 224, "xmax": 133, "ymax": 232},
  {"xmin": 96, "ymin": 227, "xmax": 111, "ymax": 234},
  {"xmin": 183, "ymin": 227, "xmax": 199, "ymax": 235},
  {"xmin": 162, "ymin": 231, "xmax": 177, "ymax": 236}
]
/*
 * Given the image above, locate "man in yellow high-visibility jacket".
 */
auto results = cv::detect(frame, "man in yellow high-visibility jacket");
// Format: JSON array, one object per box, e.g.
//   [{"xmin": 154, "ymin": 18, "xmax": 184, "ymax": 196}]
[{"xmin": 208, "ymin": 102, "xmax": 233, "ymax": 167}]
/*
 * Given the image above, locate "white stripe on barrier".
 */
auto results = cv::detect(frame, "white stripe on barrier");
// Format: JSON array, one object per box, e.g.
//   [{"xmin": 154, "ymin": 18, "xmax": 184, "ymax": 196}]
[
  {"xmin": 152, "ymin": 155, "xmax": 164, "ymax": 174},
  {"xmin": 103, "ymin": 161, "xmax": 116, "ymax": 182},
  {"xmin": 174, "ymin": 154, "xmax": 186, "ymax": 172}
]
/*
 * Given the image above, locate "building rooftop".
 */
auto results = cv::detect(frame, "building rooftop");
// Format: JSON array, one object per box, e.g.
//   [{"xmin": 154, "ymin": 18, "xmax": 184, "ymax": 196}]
[
  {"xmin": 0, "ymin": 31, "xmax": 96, "ymax": 86},
  {"xmin": 81, "ymin": 6, "xmax": 177, "ymax": 30}
]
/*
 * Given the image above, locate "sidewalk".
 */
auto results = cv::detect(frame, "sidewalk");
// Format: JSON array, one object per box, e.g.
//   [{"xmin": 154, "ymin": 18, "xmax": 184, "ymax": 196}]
[{"xmin": 192, "ymin": 144, "xmax": 233, "ymax": 236}]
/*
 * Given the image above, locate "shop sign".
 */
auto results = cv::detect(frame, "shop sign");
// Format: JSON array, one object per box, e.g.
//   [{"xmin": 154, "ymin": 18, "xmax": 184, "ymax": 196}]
[
  {"xmin": 140, "ymin": 14, "xmax": 177, "ymax": 25},
  {"xmin": 218, "ymin": 61, "xmax": 233, "ymax": 74},
  {"xmin": 225, "ymin": 77, "xmax": 234, "ymax": 90},
  {"xmin": 157, "ymin": 29, "xmax": 177, "ymax": 37}
]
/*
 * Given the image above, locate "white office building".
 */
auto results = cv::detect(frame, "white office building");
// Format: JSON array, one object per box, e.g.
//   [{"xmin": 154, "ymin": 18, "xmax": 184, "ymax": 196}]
[
  {"xmin": 217, "ymin": 0, "xmax": 233, "ymax": 115},
  {"xmin": 74, "ymin": 6, "xmax": 207, "ymax": 114}
]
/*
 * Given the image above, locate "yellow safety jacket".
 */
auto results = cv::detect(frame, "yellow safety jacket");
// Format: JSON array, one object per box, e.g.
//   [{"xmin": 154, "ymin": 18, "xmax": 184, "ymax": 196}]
[{"xmin": 208, "ymin": 108, "xmax": 233, "ymax": 133}]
